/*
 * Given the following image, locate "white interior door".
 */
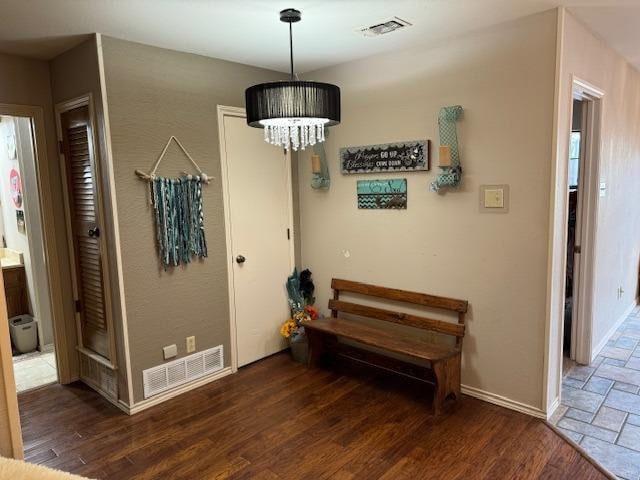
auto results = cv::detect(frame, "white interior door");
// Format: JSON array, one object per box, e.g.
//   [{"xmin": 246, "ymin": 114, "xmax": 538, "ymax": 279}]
[{"xmin": 221, "ymin": 111, "xmax": 294, "ymax": 368}]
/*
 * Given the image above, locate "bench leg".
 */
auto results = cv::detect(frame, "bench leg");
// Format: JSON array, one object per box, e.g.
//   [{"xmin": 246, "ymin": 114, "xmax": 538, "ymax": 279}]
[
  {"xmin": 431, "ymin": 354, "xmax": 461, "ymax": 415},
  {"xmin": 306, "ymin": 330, "xmax": 325, "ymax": 368}
]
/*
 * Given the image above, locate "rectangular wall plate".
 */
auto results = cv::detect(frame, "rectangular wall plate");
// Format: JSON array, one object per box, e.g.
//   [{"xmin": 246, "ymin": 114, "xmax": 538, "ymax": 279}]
[
  {"xmin": 186, "ymin": 336, "xmax": 196, "ymax": 353},
  {"xmin": 479, "ymin": 184, "xmax": 509, "ymax": 213},
  {"xmin": 163, "ymin": 344, "xmax": 177, "ymax": 360}
]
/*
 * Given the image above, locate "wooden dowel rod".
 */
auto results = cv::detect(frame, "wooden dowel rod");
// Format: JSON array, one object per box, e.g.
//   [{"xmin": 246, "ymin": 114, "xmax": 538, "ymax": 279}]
[{"xmin": 134, "ymin": 169, "xmax": 212, "ymax": 184}]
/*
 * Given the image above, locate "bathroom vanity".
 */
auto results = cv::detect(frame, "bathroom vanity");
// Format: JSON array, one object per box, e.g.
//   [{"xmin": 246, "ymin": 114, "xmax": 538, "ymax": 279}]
[{"xmin": 0, "ymin": 248, "xmax": 28, "ymax": 318}]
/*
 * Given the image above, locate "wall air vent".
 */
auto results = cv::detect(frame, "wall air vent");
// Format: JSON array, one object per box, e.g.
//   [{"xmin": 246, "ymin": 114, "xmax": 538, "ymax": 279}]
[
  {"xmin": 143, "ymin": 345, "xmax": 224, "ymax": 398},
  {"xmin": 358, "ymin": 17, "xmax": 412, "ymax": 37}
]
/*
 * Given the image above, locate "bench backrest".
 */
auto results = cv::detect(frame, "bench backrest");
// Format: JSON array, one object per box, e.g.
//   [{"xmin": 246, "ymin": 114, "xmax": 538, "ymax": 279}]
[{"xmin": 329, "ymin": 278, "xmax": 468, "ymax": 345}]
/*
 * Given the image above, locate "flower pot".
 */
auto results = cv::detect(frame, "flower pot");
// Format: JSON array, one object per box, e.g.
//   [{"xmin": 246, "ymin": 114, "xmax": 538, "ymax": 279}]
[{"xmin": 290, "ymin": 335, "xmax": 308, "ymax": 364}]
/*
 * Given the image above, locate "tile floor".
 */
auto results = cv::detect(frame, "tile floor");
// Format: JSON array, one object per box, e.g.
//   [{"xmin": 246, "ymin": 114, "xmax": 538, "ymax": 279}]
[
  {"xmin": 13, "ymin": 350, "xmax": 57, "ymax": 393},
  {"xmin": 551, "ymin": 306, "xmax": 640, "ymax": 480}
]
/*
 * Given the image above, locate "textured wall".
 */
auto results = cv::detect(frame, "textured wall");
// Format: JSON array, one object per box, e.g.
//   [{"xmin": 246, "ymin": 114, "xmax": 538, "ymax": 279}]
[
  {"xmin": 297, "ymin": 11, "xmax": 557, "ymax": 411},
  {"xmin": 101, "ymin": 37, "xmax": 283, "ymax": 403},
  {"xmin": 563, "ymin": 11, "xmax": 640, "ymax": 348}
]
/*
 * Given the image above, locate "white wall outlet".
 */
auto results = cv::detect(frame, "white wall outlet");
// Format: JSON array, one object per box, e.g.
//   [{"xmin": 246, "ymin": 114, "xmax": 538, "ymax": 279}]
[
  {"xmin": 163, "ymin": 344, "xmax": 177, "ymax": 360},
  {"xmin": 599, "ymin": 179, "xmax": 607, "ymax": 197},
  {"xmin": 186, "ymin": 336, "xmax": 196, "ymax": 353},
  {"xmin": 617, "ymin": 286, "xmax": 625, "ymax": 299}
]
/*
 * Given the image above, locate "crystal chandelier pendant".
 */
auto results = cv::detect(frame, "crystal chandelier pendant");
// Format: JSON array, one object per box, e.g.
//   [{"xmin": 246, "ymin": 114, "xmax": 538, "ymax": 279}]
[
  {"xmin": 244, "ymin": 9, "xmax": 340, "ymax": 151},
  {"xmin": 261, "ymin": 119, "xmax": 326, "ymax": 151}
]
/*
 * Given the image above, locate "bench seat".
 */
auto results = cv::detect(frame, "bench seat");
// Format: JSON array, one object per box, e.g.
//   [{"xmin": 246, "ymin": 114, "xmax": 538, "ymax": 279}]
[
  {"xmin": 304, "ymin": 316, "xmax": 460, "ymax": 362},
  {"xmin": 303, "ymin": 279, "xmax": 468, "ymax": 414}
]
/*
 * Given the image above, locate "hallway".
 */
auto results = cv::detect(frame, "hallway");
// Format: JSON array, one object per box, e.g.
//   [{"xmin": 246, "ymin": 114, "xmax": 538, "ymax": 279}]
[{"xmin": 552, "ymin": 306, "xmax": 640, "ymax": 479}]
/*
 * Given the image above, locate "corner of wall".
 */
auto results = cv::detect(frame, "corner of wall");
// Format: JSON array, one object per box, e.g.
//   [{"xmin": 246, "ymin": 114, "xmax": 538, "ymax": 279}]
[
  {"xmin": 95, "ymin": 33, "xmax": 134, "ymax": 407},
  {"xmin": 542, "ymin": 4, "xmax": 566, "ymax": 416}
]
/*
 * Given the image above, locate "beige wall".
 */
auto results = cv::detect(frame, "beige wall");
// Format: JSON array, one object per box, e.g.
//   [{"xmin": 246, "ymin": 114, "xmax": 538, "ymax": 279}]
[
  {"xmin": 546, "ymin": 10, "xmax": 640, "ymax": 408},
  {"xmin": 298, "ymin": 11, "xmax": 557, "ymax": 411},
  {"xmin": 563, "ymin": 11, "xmax": 640, "ymax": 349},
  {"xmin": 100, "ymin": 36, "xmax": 284, "ymax": 403},
  {"xmin": 50, "ymin": 35, "xmax": 130, "ymax": 402}
]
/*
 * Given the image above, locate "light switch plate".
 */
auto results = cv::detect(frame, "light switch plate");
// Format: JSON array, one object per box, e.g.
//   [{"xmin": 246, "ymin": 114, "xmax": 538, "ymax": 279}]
[
  {"xmin": 163, "ymin": 344, "xmax": 177, "ymax": 360},
  {"xmin": 479, "ymin": 185, "xmax": 509, "ymax": 213},
  {"xmin": 484, "ymin": 189, "xmax": 504, "ymax": 208}
]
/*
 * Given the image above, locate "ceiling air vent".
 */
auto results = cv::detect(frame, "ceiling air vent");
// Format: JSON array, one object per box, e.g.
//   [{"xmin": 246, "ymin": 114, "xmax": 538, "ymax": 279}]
[{"xmin": 358, "ymin": 17, "xmax": 412, "ymax": 37}]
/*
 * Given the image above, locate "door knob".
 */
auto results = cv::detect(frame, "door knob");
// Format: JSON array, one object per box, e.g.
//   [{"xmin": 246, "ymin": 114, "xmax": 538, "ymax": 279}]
[
  {"xmin": 235, "ymin": 255, "xmax": 246, "ymax": 264},
  {"xmin": 88, "ymin": 227, "xmax": 100, "ymax": 238}
]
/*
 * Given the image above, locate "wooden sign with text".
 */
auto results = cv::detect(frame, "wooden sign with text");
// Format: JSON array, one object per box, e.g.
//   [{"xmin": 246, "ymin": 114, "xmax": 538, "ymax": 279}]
[
  {"xmin": 341, "ymin": 140, "xmax": 430, "ymax": 174},
  {"xmin": 357, "ymin": 178, "xmax": 407, "ymax": 209}
]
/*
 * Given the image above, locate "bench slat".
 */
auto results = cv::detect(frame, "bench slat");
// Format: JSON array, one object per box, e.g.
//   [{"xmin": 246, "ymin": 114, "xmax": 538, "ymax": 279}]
[
  {"xmin": 331, "ymin": 278, "xmax": 468, "ymax": 313},
  {"xmin": 303, "ymin": 317, "xmax": 460, "ymax": 361},
  {"xmin": 329, "ymin": 299, "xmax": 465, "ymax": 337}
]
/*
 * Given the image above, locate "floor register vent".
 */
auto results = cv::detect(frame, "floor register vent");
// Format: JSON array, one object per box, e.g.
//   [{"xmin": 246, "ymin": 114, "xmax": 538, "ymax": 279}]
[{"xmin": 143, "ymin": 345, "xmax": 224, "ymax": 398}]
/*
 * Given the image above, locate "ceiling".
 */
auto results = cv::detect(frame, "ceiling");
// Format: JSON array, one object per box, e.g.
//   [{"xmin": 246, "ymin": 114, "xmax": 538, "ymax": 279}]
[
  {"xmin": 568, "ymin": 5, "xmax": 640, "ymax": 69},
  {"xmin": 0, "ymin": 0, "xmax": 638, "ymax": 73}
]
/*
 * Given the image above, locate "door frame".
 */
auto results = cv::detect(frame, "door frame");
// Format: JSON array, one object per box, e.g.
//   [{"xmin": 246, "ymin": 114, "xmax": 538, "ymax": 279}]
[
  {"xmin": 545, "ymin": 75, "xmax": 604, "ymax": 417},
  {"xmin": 0, "ymin": 102, "xmax": 76, "ymax": 458},
  {"xmin": 567, "ymin": 77, "xmax": 603, "ymax": 365},
  {"xmin": 216, "ymin": 105, "xmax": 295, "ymax": 373},
  {"xmin": 54, "ymin": 94, "xmax": 118, "ymax": 368},
  {"xmin": 13, "ymin": 116, "xmax": 54, "ymax": 354}
]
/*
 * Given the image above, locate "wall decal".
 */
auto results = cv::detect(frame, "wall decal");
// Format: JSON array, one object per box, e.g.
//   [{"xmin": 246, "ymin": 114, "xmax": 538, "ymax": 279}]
[
  {"xmin": 9, "ymin": 168, "xmax": 22, "ymax": 208},
  {"xmin": 341, "ymin": 140, "xmax": 429, "ymax": 174},
  {"xmin": 357, "ymin": 178, "xmax": 407, "ymax": 209},
  {"xmin": 6, "ymin": 127, "xmax": 16, "ymax": 160},
  {"xmin": 16, "ymin": 210, "xmax": 25, "ymax": 234}
]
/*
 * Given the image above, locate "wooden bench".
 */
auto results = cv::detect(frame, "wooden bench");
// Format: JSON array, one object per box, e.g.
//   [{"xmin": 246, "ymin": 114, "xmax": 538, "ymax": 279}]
[{"xmin": 302, "ymin": 279, "xmax": 468, "ymax": 414}]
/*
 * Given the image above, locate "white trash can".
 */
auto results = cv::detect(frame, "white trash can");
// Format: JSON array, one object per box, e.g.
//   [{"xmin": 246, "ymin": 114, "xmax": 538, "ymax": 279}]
[{"xmin": 9, "ymin": 315, "xmax": 37, "ymax": 354}]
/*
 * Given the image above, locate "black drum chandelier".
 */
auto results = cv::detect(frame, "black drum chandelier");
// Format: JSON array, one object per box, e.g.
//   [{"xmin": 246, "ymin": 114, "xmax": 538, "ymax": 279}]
[{"xmin": 245, "ymin": 8, "xmax": 341, "ymax": 151}]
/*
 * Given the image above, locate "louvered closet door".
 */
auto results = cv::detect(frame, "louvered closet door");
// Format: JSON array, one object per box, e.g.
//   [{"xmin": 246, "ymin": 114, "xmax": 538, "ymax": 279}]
[{"xmin": 60, "ymin": 106, "xmax": 110, "ymax": 359}]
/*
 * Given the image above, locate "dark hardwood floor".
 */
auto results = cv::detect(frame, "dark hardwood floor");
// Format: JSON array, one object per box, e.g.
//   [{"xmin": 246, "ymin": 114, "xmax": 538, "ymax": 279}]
[{"xmin": 19, "ymin": 352, "xmax": 606, "ymax": 479}]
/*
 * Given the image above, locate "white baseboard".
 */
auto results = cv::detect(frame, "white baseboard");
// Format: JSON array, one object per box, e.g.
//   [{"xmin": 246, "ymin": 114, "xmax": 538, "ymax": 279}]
[
  {"xmin": 591, "ymin": 301, "xmax": 637, "ymax": 361},
  {"xmin": 546, "ymin": 395, "xmax": 561, "ymax": 421},
  {"xmin": 461, "ymin": 384, "xmax": 547, "ymax": 419},
  {"xmin": 119, "ymin": 367, "xmax": 233, "ymax": 415}
]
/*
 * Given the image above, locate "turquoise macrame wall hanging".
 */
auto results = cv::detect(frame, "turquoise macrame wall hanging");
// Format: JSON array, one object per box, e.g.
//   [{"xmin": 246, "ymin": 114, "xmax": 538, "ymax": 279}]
[
  {"xmin": 431, "ymin": 105, "xmax": 463, "ymax": 193},
  {"xmin": 135, "ymin": 136, "xmax": 211, "ymax": 269}
]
